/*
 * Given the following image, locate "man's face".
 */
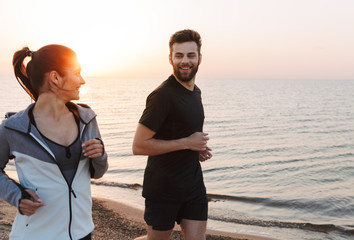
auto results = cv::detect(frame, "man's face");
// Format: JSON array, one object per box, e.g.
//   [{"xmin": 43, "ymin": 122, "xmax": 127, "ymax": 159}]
[{"xmin": 169, "ymin": 41, "xmax": 201, "ymax": 82}]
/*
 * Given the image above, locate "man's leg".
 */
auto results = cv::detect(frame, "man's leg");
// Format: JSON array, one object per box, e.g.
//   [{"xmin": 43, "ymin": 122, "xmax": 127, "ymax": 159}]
[
  {"xmin": 134, "ymin": 226, "xmax": 173, "ymax": 240},
  {"xmin": 134, "ymin": 236, "xmax": 147, "ymax": 240},
  {"xmin": 141, "ymin": 199, "xmax": 178, "ymax": 240},
  {"xmin": 180, "ymin": 219, "xmax": 207, "ymax": 240},
  {"xmin": 146, "ymin": 225, "xmax": 173, "ymax": 240}
]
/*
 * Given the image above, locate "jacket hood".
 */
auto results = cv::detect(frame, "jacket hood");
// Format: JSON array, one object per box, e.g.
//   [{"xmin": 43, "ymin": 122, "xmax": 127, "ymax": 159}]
[{"xmin": 4, "ymin": 102, "xmax": 96, "ymax": 134}]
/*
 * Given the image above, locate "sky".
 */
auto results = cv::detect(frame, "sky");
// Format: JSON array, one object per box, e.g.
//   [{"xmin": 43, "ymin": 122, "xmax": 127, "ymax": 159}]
[{"xmin": 0, "ymin": 0, "xmax": 353, "ymax": 80}]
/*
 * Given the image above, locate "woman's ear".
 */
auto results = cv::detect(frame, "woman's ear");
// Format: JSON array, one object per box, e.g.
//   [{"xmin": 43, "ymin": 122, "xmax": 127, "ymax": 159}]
[{"xmin": 48, "ymin": 71, "xmax": 61, "ymax": 86}]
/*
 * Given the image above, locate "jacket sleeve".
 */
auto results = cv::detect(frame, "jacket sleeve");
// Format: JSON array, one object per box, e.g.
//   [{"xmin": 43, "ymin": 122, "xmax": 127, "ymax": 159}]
[
  {"xmin": 88, "ymin": 118, "xmax": 108, "ymax": 179},
  {"xmin": 0, "ymin": 123, "xmax": 22, "ymax": 207}
]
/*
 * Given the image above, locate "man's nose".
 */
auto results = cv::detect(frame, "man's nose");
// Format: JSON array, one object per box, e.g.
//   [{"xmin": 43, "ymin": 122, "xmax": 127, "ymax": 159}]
[{"xmin": 181, "ymin": 55, "xmax": 190, "ymax": 63}]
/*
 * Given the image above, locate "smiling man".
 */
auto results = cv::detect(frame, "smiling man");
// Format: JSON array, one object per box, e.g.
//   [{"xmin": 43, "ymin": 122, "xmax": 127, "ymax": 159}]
[{"xmin": 133, "ymin": 29, "xmax": 212, "ymax": 240}]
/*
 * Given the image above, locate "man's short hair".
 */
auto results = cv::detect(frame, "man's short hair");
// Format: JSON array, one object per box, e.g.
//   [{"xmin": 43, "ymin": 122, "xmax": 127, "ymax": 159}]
[{"xmin": 169, "ymin": 29, "xmax": 202, "ymax": 55}]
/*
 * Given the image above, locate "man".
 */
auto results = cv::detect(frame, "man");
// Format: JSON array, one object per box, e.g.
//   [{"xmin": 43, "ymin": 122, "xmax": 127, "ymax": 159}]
[{"xmin": 133, "ymin": 29, "xmax": 212, "ymax": 240}]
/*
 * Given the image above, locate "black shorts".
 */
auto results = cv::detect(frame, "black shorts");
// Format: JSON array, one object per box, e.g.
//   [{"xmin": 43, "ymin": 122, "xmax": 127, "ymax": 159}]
[{"xmin": 144, "ymin": 194, "xmax": 208, "ymax": 231}]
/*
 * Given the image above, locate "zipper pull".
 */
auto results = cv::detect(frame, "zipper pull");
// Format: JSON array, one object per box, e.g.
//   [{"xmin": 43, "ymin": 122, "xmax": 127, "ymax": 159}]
[{"xmin": 71, "ymin": 189, "xmax": 77, "ymax": 198}]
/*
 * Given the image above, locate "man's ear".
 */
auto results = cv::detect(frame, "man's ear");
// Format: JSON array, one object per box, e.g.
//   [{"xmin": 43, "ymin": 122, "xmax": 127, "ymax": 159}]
[
  {"xmin": 198, "ymin": 53, "xmax": 202, "ymax": 65},
  {"xmin": 169, "ymin": 54, "xmax": 172, "ymax": 65}
]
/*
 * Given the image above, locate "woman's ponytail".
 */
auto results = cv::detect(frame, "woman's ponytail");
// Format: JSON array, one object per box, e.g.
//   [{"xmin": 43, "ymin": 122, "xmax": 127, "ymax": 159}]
[{"xmin": 12, "ymin": 47, "xmax": 37, "ymax": 100}]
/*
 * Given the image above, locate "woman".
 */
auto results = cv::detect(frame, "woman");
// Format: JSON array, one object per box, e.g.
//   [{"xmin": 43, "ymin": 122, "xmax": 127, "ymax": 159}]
[{"xmin": 0, "ymin": 44, "xmax": 108, "ymax": 240}]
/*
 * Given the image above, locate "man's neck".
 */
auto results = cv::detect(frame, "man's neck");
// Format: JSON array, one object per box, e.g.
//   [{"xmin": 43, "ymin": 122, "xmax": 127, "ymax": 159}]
[{"xmin": 173, "ymin": 74, "xmax": 195, "ymax": 91}]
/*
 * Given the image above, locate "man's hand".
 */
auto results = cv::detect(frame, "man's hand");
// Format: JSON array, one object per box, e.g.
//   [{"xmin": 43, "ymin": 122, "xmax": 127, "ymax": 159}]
[
  {"xmin": 19, "ymin": 189, "xmax": 45, "ymax": 216},
  {"xmin": 82, "ymin": 139, "xmax": 104, "ymax": 158},
  {"xmin": 186, "ymin": 132, "xmax": 209, "ymax": 151},
  {"xmin": 199, "ymin": 147, "xmax": 212, "ymax": 162}
]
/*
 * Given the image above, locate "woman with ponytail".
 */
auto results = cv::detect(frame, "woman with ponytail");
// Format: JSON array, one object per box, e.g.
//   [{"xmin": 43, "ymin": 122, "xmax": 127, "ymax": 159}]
[{"xmin": 0, "ymin": 44, "xmax": 108, "ymax": 240}]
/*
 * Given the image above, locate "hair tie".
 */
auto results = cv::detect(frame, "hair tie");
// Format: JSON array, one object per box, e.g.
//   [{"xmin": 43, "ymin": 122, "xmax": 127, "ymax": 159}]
[{"xmin": 26, "ymin": 50, "xmax": 34, "ymax": 58}]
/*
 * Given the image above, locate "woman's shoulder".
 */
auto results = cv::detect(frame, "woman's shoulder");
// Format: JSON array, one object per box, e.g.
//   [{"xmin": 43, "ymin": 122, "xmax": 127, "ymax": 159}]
[
  {"xmin": 66, "ymin": 102, "xmax": 93, "ymax": 112},
  {"xmin": 66, "ymin": 102, "xmax": 96, "ymax": 123},
  {"xmin": 0, "ymin": 104, "xmax": 33, "ymax": 132},
  {"xmin": 76, "ymin": 103, "xmax": 91, "ymax": 109}
]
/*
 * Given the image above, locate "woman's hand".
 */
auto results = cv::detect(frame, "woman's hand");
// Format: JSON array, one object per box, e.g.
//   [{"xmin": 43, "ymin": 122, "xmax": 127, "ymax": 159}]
[
  {"xmin": 82, "ymin": 139, "xmax": 104, "ymax": 158},
  {"xmin": 19, "ymin": 189, "xmax": 45, "ymax": 216}
]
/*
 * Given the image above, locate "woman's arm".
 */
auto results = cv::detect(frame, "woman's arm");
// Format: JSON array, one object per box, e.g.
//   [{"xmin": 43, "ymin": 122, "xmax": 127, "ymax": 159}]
[{"xmin": 83, "ymin": 118, "xmax": 108, "ymax": 179}]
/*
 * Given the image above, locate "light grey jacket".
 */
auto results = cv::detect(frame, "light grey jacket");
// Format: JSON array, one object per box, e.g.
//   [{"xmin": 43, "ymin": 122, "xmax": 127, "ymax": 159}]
[{"xmin": 0, "ymin": 102, "xmax": 108, "ymax": 240}]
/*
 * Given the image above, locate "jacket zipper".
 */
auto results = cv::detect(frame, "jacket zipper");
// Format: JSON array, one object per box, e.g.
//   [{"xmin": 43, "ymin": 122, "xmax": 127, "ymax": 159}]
[
  {"xmin": 67, "ymin": 121, "xmax": 89, "ymax": 240},
  {"xmin": 68, "ymin": 187, "xmax": 77, "ymax": 240},
  {"xmin": 28, "ymin": 131, "xmax": 82, "ymax": 240}
]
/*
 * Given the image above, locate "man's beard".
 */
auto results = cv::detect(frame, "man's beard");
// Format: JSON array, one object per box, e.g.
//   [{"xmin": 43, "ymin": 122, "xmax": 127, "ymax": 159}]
[{"xmin": 173, "ymin": 62, "xmax": 200, "ymax": 82}]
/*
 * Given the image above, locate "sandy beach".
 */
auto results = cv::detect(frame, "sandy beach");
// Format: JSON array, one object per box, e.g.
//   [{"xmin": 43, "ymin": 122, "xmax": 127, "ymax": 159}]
[{"xmin": 0, "ymin": 197, "xmax": 276, "ymax": 240}]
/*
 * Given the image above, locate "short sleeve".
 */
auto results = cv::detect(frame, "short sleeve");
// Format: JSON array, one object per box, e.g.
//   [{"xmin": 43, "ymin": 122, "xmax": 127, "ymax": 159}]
[{"xmin": 139, "ymin": 89, "xmax": 169, "ymax": 133}]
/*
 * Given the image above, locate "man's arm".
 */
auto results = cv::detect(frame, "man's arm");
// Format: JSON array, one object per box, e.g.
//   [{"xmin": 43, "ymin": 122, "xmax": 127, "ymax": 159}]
[{"xmin": 132, "ymin": 123, "xmax": 209, "ymax": 156}]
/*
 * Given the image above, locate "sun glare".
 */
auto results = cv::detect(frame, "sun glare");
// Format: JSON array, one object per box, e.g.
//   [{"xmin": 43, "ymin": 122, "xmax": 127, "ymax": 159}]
[
  {"xmin": 75, "ymin": 48, "xmax": 106, "ymax": 77},
  {"xmin": 18, "ymin": 0, "xmax": 152, "ymax": 78}
]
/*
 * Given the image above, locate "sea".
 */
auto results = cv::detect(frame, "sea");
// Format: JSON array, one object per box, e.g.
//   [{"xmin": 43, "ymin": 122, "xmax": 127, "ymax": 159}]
[{"xmin": 1, "ymin": 75, "xmax": 353, "ymax": 240}]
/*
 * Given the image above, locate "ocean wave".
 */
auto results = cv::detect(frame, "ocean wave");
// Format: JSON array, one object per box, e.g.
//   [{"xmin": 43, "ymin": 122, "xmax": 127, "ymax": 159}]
[
  {"xmin": 209, "ymin": 213, "xmax": 354, "ymax": 236},
  {"xmin": 91, "ymin": 181, "xmax": 352, "ymax": 215},
  {"xmin": 207, "ymin": 194, "xmax": 354, "ymax": 236},
  {"xmin": 91, "ymin": 180, "xmax": 142, "ymax": 190}
]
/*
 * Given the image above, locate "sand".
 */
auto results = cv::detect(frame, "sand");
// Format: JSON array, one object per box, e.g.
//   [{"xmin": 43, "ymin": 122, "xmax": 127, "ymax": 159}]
[{"xmin": 0, "ymin": 197, "xmax": 276, "ymax": 240}]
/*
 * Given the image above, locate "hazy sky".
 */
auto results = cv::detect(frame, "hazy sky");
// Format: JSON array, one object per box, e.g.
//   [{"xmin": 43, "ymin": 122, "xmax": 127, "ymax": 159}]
[{"xmin": 0, "ymin": 0, "xmax": 353, "ymax": 79}]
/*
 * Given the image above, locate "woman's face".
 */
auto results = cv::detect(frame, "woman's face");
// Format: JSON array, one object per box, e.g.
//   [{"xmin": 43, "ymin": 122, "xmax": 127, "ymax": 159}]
[{"xmin": 59, "ymin": 58, "xmax": 85, "ymax": 101}]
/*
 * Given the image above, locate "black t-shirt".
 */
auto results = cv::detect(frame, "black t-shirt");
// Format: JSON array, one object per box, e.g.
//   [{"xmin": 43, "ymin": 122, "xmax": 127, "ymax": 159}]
[{"xmin": 139, "ymin": 75, "xmax": 206, "ymax": 202}]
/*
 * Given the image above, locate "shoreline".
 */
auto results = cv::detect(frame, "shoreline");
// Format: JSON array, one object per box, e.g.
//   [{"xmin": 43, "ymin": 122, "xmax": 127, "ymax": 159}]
[{"xmin": 0, "ymin": 197, "xmax": 276, "ymax": 240}]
